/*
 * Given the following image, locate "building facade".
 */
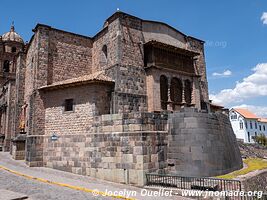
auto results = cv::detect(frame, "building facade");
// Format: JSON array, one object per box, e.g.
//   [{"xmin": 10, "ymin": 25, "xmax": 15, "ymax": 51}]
[
  {"xmin": 0, "ymin": 12, "xmax": 242, "ymax": 186},
  {"xmin": 229, "ymin": 108, "xmax": 267, "ymax": 143}
]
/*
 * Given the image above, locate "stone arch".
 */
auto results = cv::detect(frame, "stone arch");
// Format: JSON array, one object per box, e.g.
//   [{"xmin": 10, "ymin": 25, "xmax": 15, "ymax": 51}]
[
  {"xmin": 170, "ymin": 77, "xmax": 183, "ymax": 103},
  {"xmin": 160, "ymin": 75, "xmax": 168, "ymax": 110},
  {"xmin": 3, "ymin": 60, "xmax": 10, "ymax": 72},
  {"xmin": 184, "ymin": 79, "xmax": 192, "ymax": 104}
]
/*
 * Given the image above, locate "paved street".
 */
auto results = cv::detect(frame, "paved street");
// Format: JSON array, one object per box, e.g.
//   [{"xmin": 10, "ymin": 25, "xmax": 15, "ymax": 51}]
[
  {"xmin": 0, "ymin": 152, "xmax": 190, "ymax": 200},
  {"xmin": 0, "ymin": 169, "xmax": 108, "ymax": 200}
]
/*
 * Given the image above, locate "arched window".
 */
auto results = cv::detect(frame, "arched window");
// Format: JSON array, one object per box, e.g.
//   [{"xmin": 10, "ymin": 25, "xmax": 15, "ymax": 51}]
[
  {"xmin": 160, "ymin": 75, "xmax": 168, "ymax": 110},
  {"xmin": 3, "ymin": 60, "xmax": 10, "ymax": 72},
  {"xmin": 102, "ymin": 45, "xmax": 107, "ymax": 58},
  {"xmin": 100, "ymin": 45, "xmax": 107, "ymax": 67},
  {"xmin": 184, "ymin": 80, "xmax": 192, "ymax": 104},
  {"xmin": 170, "ymin": 77, "xmax": 183, "ymax": 103}
]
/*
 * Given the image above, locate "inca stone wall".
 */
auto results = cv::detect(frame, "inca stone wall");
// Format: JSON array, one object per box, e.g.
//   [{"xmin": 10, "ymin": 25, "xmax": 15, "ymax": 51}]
[
  {"xmin": 167, "ymin": 108, "xmax": 243, "ymax": 177},
  {"xmin": 43, "ymin": 112, "xmax": 168, "ymax": 186},
  {"xmin": 41, "ymin": 108, "xmax": 243, "ymax": 186}
]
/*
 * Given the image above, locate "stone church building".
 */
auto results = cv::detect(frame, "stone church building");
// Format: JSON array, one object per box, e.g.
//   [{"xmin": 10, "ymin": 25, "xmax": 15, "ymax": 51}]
[{"xmin": 0, "ymin": 12, "xmax": 242, "ymax": 186}]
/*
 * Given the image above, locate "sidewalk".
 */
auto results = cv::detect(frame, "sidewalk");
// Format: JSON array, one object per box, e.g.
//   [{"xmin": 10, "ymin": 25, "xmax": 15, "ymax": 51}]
[{"xmin": 0, "ymin": 152, "xmax": 190, "ymax": 200}]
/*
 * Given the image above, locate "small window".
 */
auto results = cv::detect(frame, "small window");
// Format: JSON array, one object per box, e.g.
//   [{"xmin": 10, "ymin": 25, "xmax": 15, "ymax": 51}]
[
  {"xmin": 245, "ymin": 121, "xmax": 247, "ymax": 129},
  {"xmin": 64, "ymin": 99, "xmax": 74, "ymax": 111},
  {"xmin": 255, "ymin": 122, "xmax": 258, "ymax": 129},
  {"xmin": 240, "ymin": 121, "xmax": 243, "ymax": 130},
  {"xmin": 259, "ymin": 125, "xmax": 261, "ymax": 131},
  {"xmin": 248, "ymin": 132, "xmax": 250, "ymax": 142},
  {"xmin": 250, "ymin": 121, "xmax": 253, "ymax": 129},
  {"xmin": 264, "ymin": 125, "xmax": 265, "ymax": 131},
  {"xmin": 100, "ymin": 45, "xmax": 108, "ymax": 67},
  {"xmin": 12, "ymin": 47, "xmax": 16, "ymax": 53},
  {"xmin": 230, "ymin": 112, "xmax": 237, "ymax": 120},
  {"xmin": 102, "ymin": 45, "xmax": 107, "ymax": 58}
]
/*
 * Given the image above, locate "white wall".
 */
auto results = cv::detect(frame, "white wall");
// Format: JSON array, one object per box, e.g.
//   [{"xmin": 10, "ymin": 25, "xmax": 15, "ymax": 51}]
[{"xmin": 229, "ymin": 109, "xmax": 267, "ymax": 143}]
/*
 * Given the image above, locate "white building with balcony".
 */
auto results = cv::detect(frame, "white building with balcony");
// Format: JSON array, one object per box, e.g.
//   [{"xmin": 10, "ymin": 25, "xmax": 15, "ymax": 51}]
[{"xmin": 229, "ymin": 108, "xmax": 267, "ymax": 143}]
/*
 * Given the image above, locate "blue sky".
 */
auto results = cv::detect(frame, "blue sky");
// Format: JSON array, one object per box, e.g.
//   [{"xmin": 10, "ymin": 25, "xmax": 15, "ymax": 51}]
[{"xmin": 1, "ymin": 0, "xmax": 267, "ymax": 116}]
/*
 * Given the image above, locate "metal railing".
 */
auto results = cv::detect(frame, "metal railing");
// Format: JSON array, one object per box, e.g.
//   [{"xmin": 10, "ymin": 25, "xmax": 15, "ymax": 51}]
[{"xmin": 146, "ymin": 173, "xmax": 242, "ymax": 191}]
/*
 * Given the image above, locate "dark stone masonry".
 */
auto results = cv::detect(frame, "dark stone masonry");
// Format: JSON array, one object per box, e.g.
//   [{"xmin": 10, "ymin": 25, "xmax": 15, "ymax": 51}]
[{"xmin": 0, "ymin": 11, "xmax": 242, "ymax": 186}]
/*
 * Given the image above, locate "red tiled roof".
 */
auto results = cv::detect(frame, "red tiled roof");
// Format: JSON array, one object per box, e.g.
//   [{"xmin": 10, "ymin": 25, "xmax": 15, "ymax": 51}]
[
  {"xmin": 234, "ymin": 108, "xmax": 259, "ymax": 119},
  {"xmin": 39, "ymin": 71, "xmax": 114, "ymax": 90},
  {"xmin": 258, "ymin": 118, "xmax": 267, "ymax": 123}
]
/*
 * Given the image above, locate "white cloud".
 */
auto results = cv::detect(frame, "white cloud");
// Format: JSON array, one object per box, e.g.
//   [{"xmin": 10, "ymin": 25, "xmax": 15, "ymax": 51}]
[
  {"xmin": 232, "ymin": 104, "xmax": 267, "ymax": 118},
  {"xmin": 209, "ymin": 63, "xmax": 267, "ymax": 106},
  {"xmin": 212, "ymin": 70, "xmax": 232, "ymax": 77},
  {"xmin": 261, "ymin": 12, "xmax": 267, "ymax": 25}
]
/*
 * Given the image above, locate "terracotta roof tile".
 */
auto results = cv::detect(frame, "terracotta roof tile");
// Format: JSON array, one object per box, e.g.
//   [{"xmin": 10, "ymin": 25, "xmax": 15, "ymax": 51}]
[
  {"xmin": 234, "ymin": 108, "xmax": 259, "ymax": 119},
  {"xmin": 39, "ymin": 71, "xmax": 114, "ymax": 90},
  {"xmin": 258, "ymin": 118, "xmax": 267, "ymax": 123}
]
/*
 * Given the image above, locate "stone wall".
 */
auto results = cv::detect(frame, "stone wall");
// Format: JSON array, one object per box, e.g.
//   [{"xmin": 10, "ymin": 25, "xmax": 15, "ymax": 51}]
[
  {"xmin": 48, "ymin": 28, "xmax": 93, "ymax": 84},
  {"xmin": 26, "ymin": 135, "xmax": 44, "ymax": 166},
  {"xmin": 13, "ymin": 52, "xmax": 26, "ymax": 136},
  {"xmin": 24, "ymin": 26, "xmax": 49, "ymax": 166},
  {"xmin": 41, "ymin": 109, "xmax": 243, "ymax": 186},
  {"xmin": 187, "ymin": 37, "xmax": 209, "ymax": 103},
  {"xmin": 43, "ymin": 112, "xmax": 168, "ymax": 186},
  {"xmin": 167, "ymin": 108, "xmax": 243, "ymax": 177},
  {"xmin": 2, "ymin": 81, "xmax": 16, "ymax": 152},
  {"xmin": 24, "ymin": 25, "xmax": 94, "ymax": 165},
  {"xmin": 106, "ymin": 64, "xmax": 147, "ymax": 113},
  {"xmin": 42, "ymin": 84, "xmax": 112, "ymax": 136},
  {"xmin": 240, "ymin": 169, "xmax": 267, "ymax": 192},
  {"xmin": 92, "ymin": 18, "xmax": 120, "ymax": 72}
]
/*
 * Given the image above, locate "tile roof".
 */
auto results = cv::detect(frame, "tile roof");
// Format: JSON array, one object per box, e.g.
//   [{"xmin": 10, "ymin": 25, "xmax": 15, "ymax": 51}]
[
  {"xmin": 258, "ymin": 118, "xmax": 267, "ymax": 123},
  {"xmin": 39, "ymin": 71, "xmax": 114, "ymax": 91},
  {"xmin": 234, "ymin": 108, "xmax": 259, "ymax": 119}
]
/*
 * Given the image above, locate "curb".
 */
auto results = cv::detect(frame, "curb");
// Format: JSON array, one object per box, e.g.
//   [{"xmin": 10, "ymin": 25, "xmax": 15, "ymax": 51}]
[{"xmin": 0, "ymin": 165, "xmax": 136, "ymax": 200}]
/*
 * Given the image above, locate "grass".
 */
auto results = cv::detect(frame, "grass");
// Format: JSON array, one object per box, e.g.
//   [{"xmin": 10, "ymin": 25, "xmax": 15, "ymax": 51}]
[{"xmin": 217, "ymin": 158, "xmax": 267, "ymax": 179}]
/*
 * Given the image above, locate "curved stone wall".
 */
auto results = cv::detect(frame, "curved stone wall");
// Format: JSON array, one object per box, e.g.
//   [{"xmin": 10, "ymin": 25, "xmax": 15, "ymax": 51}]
[{"xmin": 167, "ymin": 108, "xmax": 243, "ymax": 177}]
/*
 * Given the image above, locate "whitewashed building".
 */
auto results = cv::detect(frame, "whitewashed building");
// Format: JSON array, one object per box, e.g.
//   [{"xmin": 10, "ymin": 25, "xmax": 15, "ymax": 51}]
[{"xmin": 229, "ymin": 108, "xmax": 267, "ymax": 143}]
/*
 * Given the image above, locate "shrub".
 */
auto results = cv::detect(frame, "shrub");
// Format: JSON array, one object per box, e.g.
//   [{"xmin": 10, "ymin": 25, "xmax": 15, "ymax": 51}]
[{"xmin": 254, "ymin": 134, "xmax": 267, "ymax": 146}]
